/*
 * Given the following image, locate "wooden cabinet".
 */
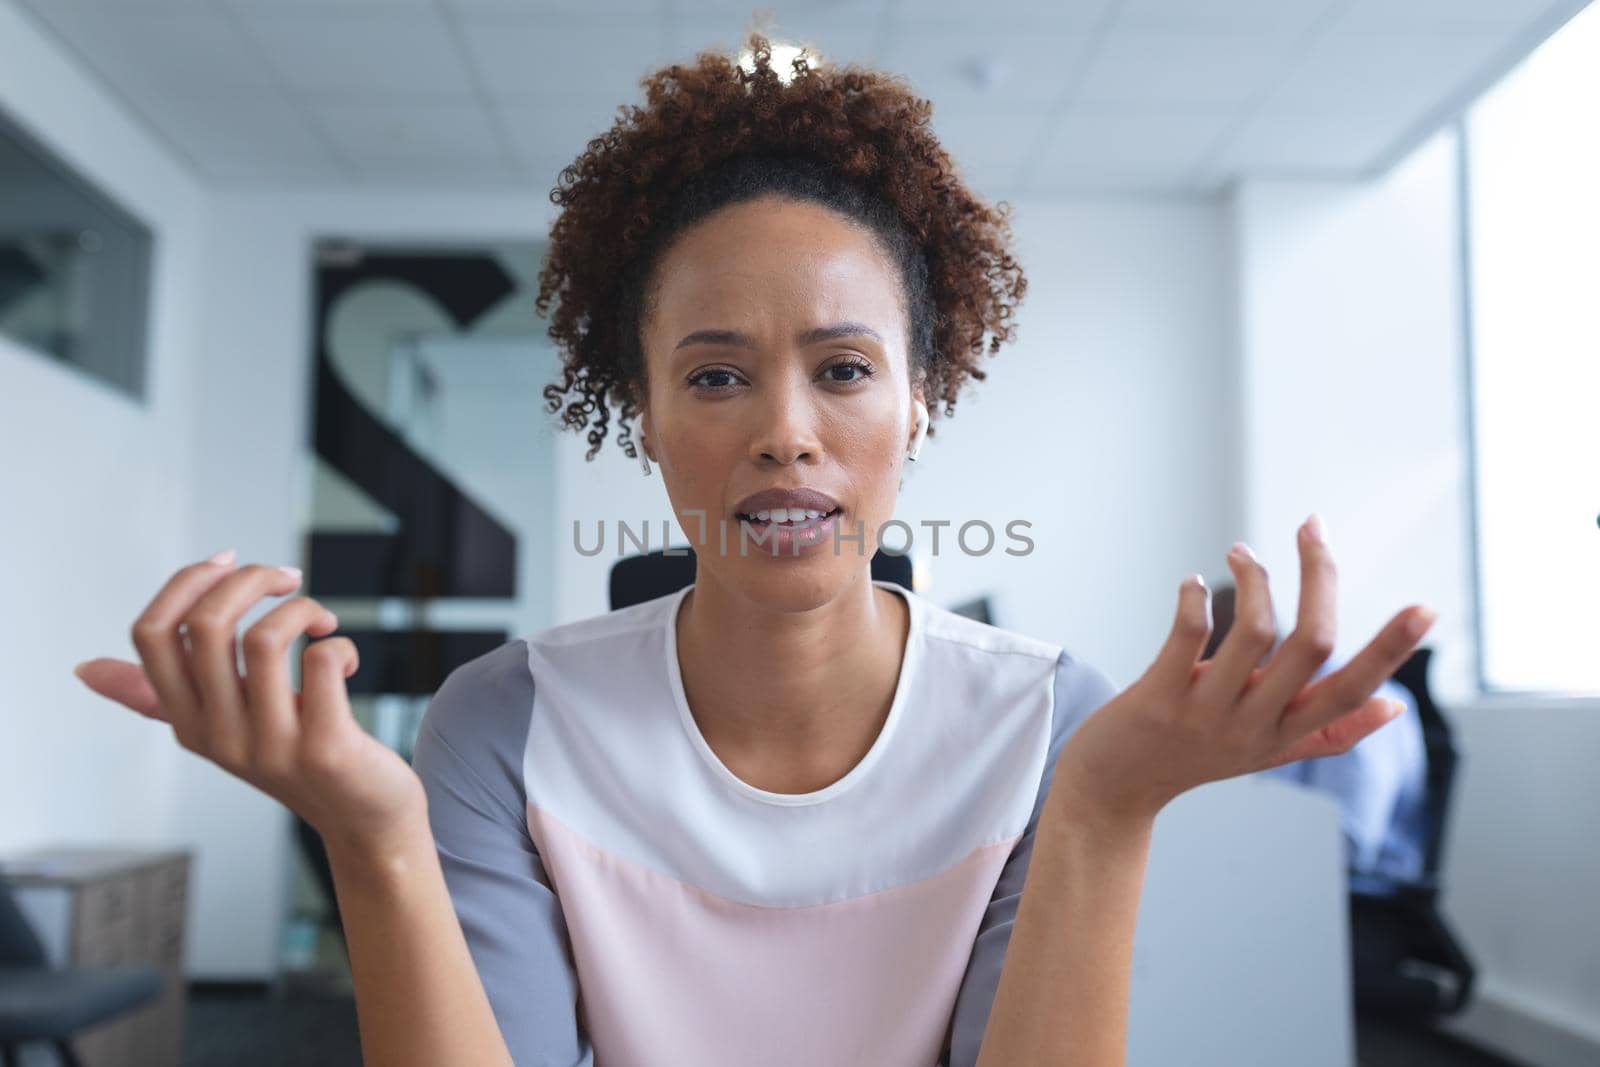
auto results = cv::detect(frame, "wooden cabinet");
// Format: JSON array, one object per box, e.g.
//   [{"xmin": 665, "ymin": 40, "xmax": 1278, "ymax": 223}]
[{"xmin": 0, "ymin": 848, "xmax": 191, "ymax": 1067}]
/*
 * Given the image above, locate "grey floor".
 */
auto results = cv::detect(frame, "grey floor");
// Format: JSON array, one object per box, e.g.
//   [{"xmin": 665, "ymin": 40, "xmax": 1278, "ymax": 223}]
[
  {"xmin": 1354, "ymin": 1010, "xmax": 1528, "ymax": 1067},
  {"xmin": 182, "ymin": 982, "xmax": 360, "ymax": 1067},
  {"xmin": 180, "ymin": 988, "xmax": 1527, "ymax": 1067}
]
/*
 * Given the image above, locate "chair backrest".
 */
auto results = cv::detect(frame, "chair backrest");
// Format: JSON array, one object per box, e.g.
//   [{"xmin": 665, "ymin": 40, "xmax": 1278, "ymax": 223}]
[
  {"xmin": 609, "ymin": 547, "xmax": 914, "ymax": 611},
  {"xmin": 0, "ymin": 879, "xmax": 49, "ymax": 967},
  {"xmin": 1387, "ymin": 646, "xmax": 1460, "ymax": 887}
]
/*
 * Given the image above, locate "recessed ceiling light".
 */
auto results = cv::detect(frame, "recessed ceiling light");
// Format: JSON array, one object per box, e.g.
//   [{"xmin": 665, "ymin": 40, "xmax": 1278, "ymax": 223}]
[{"xmin": 738, "ymin": 41, "xmax": 812, "ymax": 84}]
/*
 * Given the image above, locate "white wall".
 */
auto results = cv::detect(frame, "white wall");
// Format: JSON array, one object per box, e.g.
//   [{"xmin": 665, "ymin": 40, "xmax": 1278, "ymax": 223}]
[{"xmin": 1232, "ymin": 129, "xmax": 1476, "ymax": 706}]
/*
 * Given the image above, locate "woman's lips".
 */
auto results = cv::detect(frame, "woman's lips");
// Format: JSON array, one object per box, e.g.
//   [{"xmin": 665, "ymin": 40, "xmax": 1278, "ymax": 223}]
[{"xmin": 733, "ymin": 507, "xmax": 843, "ymax": 553}]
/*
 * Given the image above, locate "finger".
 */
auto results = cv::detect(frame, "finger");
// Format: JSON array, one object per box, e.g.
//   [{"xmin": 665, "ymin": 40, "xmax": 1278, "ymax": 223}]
[
  {"xmin": 183, "ymin": 564, "xmax": 306, "ymax": 765},
  {"xmin": 1195, "ymin": 542, "xmax": 1277, "ymax": 708},
  {"xmin": 1240, "ymin": 516, "xmax": 1338, "ymax": 723},
  {"xmin": 1274, "ymin": 605, "xmax": 1437, "ymax": 751},
  {"xmin": 1265, "ymin": 694, "xmax": 1402, "ymax": 767},
  {"xmin": 74, "ymin": 658, "xmax": 164, "ymax": 720},
  {"xmin": 241, "ymin": 598, "xmax": 339, "ymax": 765},
  {"xmin": 1138, "ymin": 575, "xmax": 1213, "ymax": 694},
  {"xmin": 130, "ymin": 554, "xmax": 244, "ymax": 742},
  {"xmin": 298, "ymin": 636, "xmax": 361, "ymax": 749}
]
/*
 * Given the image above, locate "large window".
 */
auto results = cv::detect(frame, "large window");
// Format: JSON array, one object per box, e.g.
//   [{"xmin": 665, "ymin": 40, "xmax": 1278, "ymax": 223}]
[{"xmin": 1462, "ymin": 1, "xmax": 1600, "ymax": 696}]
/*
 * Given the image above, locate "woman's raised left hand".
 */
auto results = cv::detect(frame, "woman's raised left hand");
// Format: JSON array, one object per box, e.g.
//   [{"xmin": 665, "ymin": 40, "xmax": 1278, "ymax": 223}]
[{"xmin": 1049, "ymin": 515, "xmax": 1436, "ymax": 827}]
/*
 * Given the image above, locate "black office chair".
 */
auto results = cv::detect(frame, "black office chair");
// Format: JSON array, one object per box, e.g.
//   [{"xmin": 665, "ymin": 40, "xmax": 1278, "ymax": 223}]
[
  {"xmin": 0, "ymin": 881, "xmax": 163, "ymax": 1067},
  {"xmin": 609, "ymin": 545, "xmax": 914, "ymax": 610},
  {"xmin": 1348, "ymin": 646, "xmax": 1477, "ymax": 1019}
]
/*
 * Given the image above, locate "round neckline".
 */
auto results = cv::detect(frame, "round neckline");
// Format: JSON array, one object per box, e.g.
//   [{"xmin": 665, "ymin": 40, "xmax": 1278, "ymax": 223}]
[{"xmin": 663, "ymin": 577, "xmax": 922, "ymax": 807}]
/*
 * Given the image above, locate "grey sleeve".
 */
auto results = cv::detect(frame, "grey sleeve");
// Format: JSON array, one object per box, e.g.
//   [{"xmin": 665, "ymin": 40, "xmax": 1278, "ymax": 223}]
[
  {"xmin": 409, "ymin": 639, "xmax": 595, "ymax": 1067},
  {"xmin": 940, "ymin": 647, "xmax": 1123, "ymax": 1067}
]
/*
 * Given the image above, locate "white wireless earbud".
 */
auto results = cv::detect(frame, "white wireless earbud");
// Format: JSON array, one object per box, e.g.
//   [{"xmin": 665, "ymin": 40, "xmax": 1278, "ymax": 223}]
[
  {"xmin": 907, "ymin": 399, "xmax": 929, "ymax": 461},
  {"xmin": 638, "ymin": 416, "xmax": 653, "ymax": 476}
]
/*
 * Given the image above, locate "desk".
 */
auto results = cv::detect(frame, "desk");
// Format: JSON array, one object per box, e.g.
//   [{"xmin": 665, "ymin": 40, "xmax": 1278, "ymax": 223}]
[{"xmin": 1, "ymin": 847, "xmax": 191, "ymax": 1067}]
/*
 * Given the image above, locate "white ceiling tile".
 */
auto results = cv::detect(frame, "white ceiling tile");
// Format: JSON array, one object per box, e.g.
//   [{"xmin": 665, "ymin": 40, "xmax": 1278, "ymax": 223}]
[
  {"xmin": 670, "ymin": 0, "xmax": 883, "ymax": 15},
  {"xmin": 17, "ymin": 0, "xmax": 1582, "ymax": 193},
  {"xmin": 224, "ymin": 0, "xmax": 436, "ymax": 9},
  {"xmin": 930, "ymin": 108, "xmax": 1048, "ymax": 201},
  {"xmin": 1202, "ymin": 110, "xmax": 1418, "ymax": 176},
  {"xmin": 668, "ymin": 13, "xmax": 880, "ymax": 68},
  {"xmin": 929, "ymin": 105, "xmax": 1054, "ymax": 181},
  {"xmin": 883, "ymin": 0, "xmax": 1115, "ymax": 27},
  {"xmin": 56, "ymin": 0, "xmax": 214, "ymax": 6},
  {"xmin": 346, "ymin": 156, "xmax": 527, "ymax": 188},
  {"xmin": 1028, "ymin": 109, "xmax": 1233, "ymax": 191},
  {"xmin": 1114, "ymin": 0, "xmax": 1339, "ymax": 33},
  {"xmin": 1334, "ymin": 0, "xmax": 1577, "ymax": 31},
  {"xmin": 18, "ymin": 3, "xmax": 280, "ymax": 95},
  {"xmin": 1076, "ymin": 29, "xmax": 1297, "ymax": 106},
  {"xmin": 1271, "ymin": 30, "xmax": 1511, "ymax": 114},
  {"xmin": 664, "ymin": 0, "xmax": 889, "ymax": 46},
  {"xmin": 232, "ymin": 0, "xmax": 436, "ymax": 7},
  {"xmin": 953, "ymin": 160, "xmax": 1030, "ymax": 201},
  {"xmin": 878, "ymin": 27, "xmax": 1098, "ymax": 107},
  {"xmin": 315, "ymin": 101, "xmax": 505, "ymax": 162},
  {"xmin": 144, "ymin": 92, "xmax": 339, "ymax": 171},
  {"xmin": 445, "ymin": 0, "xmax": 659, "ymax": 11},
  {"xmin": 498, "ymin": 95, "xmax": 635, "ymax": 170},
  {"xmin": 235, "ymin": 8, "xmax": 478, "ymax": 98},
  {"xmin": 972, "ymin": 164, "xmax": 1029, "ymax": 191},
  {"xmin": 458, "ymin": 14, "xmax": 673, "ymax": 101},
  {"xmin": 494, "ymin": 78, "xmax": 1051, "ymax": 186},
  {"xmin": 203, "ymin": 160, "xmax": 349, "ymax": 185}
]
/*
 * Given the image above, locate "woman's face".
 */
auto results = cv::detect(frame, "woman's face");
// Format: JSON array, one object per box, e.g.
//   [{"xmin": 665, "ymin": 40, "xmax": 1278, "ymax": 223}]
[{"xmin": 638, "ymin": 194, "xmax": 923, "ymax": 611}]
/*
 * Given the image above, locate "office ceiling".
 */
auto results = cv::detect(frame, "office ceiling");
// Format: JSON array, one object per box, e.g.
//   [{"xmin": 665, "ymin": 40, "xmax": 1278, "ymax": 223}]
[{"xmin": 10, "ymin": 0, "xmax": 1594, "ymax": 197}]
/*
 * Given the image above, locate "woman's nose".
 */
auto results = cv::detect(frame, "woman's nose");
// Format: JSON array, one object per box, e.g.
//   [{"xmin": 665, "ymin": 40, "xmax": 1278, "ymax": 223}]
[{"xmin": 749, "ymin": 384, "xmax": 822, "ymax": 464}]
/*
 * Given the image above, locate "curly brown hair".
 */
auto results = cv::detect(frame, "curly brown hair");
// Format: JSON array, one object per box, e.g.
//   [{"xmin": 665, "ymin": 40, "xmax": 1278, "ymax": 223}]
[{"xmin": 536, "ymin": 30, "xmax": 1028, "ymax": 462}]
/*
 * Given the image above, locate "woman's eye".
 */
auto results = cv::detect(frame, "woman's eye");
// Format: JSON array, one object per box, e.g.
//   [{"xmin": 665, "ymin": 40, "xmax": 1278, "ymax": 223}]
[
  {"xmin": 825, "ymin": 359, "xmax": 875, "ymax": 384},
  {"xmin": 689, "ymin": 369, "xmax": 741, "ymax": 390}
]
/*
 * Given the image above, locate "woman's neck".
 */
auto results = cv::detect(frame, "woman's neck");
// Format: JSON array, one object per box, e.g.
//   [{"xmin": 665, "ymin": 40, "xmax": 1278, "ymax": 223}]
[{"xmin": 674, "ymin": 571, "xmax": 910, "ymax": 795}]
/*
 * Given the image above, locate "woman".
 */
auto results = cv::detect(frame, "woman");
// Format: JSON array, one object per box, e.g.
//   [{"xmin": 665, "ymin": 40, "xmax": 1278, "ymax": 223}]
[{"xmin": 73, "ymin": 34, "xmax": 1435, "ymax": 1067}]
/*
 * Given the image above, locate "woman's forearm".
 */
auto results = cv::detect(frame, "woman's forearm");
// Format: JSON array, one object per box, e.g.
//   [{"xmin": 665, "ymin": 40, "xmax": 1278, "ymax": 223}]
[
  {"xmin": 324, "ymin": 827, "xmax": 515, "ymax": 1067},
  {"xmin": 974, "ymin": 793, "xmax": 1156, "ymax": 1067}
]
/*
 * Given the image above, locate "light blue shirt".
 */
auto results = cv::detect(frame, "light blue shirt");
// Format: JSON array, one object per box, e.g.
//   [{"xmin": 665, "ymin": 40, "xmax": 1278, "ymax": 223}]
[{"xmin": 1257, "ymin": 661, "xmax": 1429, "ymax": 897}]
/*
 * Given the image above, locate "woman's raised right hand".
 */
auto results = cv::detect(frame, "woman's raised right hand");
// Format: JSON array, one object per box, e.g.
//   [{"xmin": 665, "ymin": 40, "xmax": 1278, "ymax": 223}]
[{"xmin": 73, "ymin": 550, "xmax": 428, "ymax": 863}]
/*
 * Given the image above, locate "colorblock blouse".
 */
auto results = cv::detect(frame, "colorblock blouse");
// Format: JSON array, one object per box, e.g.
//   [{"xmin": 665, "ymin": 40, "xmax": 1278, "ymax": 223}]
[{"xmin": 410, "ymin": 578, "xmax": 1121, "ymax": 1067}]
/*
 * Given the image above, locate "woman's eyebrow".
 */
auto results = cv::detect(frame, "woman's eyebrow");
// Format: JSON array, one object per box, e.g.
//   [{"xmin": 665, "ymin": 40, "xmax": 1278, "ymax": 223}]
[{"xmin": 673, "ymin": 321, "xmax": 883, "ymax": 350}]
